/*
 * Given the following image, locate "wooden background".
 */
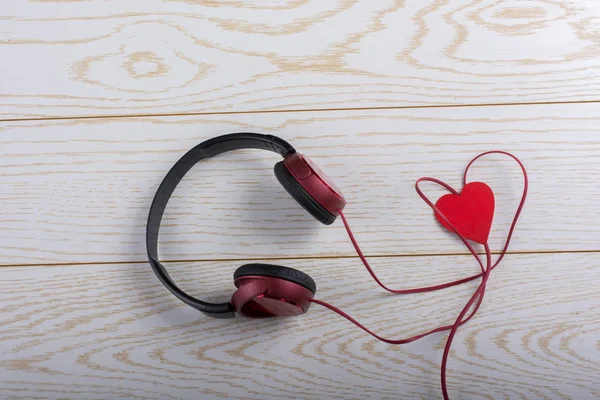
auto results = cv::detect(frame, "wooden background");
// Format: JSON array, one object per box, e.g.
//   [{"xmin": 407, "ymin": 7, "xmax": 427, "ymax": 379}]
[{"xmin": 1, "ymin": 1, "xmax": 599, "ymax": 399}]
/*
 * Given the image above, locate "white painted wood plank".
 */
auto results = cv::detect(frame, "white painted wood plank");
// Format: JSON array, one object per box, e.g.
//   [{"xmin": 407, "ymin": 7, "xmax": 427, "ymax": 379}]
[
  {"xmin": 1, "ymin": 104, "xmax": 600, "ymax": 265},
  {"xmin": 1, "ymin": 253, "xmax": 598, "ymax": 400},
  {"xmin": 3, "ymin": 0, "xmax": 600, "ymax": 119}
]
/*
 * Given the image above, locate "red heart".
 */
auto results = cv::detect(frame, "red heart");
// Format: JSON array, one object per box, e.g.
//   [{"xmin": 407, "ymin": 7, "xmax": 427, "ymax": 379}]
[{"xmin": 435, "ymin": 182, "xmax": 495, "ymax": 245}]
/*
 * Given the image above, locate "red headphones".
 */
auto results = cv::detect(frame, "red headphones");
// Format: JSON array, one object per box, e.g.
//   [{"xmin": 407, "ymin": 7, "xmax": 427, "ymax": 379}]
[
  {"xmin": 146, "ymin": 132, "xmax": 346, "ymax": 318},
  {"xmin": 146, "ymin": 132, "xmax": 528, "ymax": 399}
]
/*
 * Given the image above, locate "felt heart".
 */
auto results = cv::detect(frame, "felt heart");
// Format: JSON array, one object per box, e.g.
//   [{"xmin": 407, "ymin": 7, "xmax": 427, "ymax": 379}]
[{"xmin": 434, "ymin": 182, "xmax": 495, "ymax": 245}]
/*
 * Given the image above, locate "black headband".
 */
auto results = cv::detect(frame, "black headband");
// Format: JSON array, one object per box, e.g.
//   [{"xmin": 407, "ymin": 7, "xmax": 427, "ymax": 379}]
[{"xmin": 146, "ymin": 132, "xmax": 296, "ymax": 318}]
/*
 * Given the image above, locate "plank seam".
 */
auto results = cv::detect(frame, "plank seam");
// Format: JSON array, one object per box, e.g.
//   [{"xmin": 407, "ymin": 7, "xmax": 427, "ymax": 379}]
[
  {"xmin": 1, "ymin": 249, "xmax": 598, "ymax": 269},
  {"xmin": 3, "ymin": 99, "xmax": 600, "ymax": 123}
]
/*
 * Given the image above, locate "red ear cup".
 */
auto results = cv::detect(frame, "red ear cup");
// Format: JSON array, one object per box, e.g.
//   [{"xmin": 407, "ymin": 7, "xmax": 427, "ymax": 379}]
[
  {"xmin": 274, "ymin": 153, "xmax": 346, "ymax": 225},
  {"xmin": 231, "ymin": 264, "xmax": 315, "ymax": 318}
]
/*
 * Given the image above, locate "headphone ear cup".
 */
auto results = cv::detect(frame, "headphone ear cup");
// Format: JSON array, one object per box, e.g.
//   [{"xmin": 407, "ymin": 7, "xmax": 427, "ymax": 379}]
[
  {"xmin": 274, "ymin": 161, "xmax": 336, "ymax": 225},
  {"xmin": 232, "ymin": 264, "xmax": 316, "ymax": 318},
  {"xmin": 234, "ymin": 263, "xmax": 316, "ymax": 294}
]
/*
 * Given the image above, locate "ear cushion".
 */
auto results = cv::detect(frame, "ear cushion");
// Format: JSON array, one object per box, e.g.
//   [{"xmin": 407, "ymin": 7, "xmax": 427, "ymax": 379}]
[
  {"xmin": 234, "ymin": 263, "xmax": 317, "ymax": 294},
  {"xmin": 274, "ymin": 161, "xmax": 336, "ymax": 225}
]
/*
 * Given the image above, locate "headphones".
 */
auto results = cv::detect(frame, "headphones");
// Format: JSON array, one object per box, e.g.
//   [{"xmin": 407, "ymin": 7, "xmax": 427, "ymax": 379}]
[
  {"xmin": 146, "ymin": 136, "xmax": 528, "ymax": 400},
  {"xmin": 146, "ymin": 132, "xmax": 345, "ymax": 319}
]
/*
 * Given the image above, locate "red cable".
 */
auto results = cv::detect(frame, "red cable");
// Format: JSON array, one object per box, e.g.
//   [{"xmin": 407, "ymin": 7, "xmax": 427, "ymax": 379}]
[{"xmin": 309, "ymin": 150, "xmax": 528, "ymax": 400}]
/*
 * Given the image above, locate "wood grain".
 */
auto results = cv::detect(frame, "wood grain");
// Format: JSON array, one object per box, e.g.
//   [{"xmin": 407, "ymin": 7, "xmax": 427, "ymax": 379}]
[
  {"xmin": 3, "ymin": 0, "xmax": 600, "ymax": 119},
  {"xmin": 1, "ymin": 253, "xmax": 598, "ymax": 400},
  {"xmin": 2, "ymin": 3, "xmax": 598, "ymax": 400},
  {"xmin": 2, "ymin": 103, "xmax": 600, "ymax": 265}
]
